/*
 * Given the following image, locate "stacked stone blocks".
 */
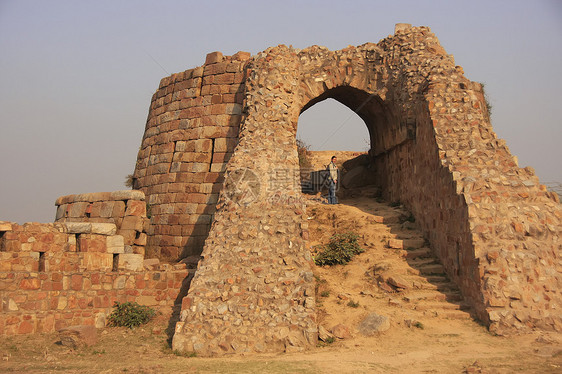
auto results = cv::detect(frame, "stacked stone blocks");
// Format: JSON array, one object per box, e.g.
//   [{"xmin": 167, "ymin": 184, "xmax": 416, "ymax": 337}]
[
  {"xmin": 55, "ymin": 190, "xmax": 148, "ymax": 262},
  {"xmin": 133, "ymin": 51, "xmax": 251, "ymax": 260}
]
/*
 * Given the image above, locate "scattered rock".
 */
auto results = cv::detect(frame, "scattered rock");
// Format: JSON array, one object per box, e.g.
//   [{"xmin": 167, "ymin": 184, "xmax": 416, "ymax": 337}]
[
  {"xmin": 331, "ymin": 324, "xmax": 351, "ymax": 339},
  {"xmin": 337, "ymin": 293, "xmax": 349, "ymax": 301},
  {"xmin": 358, "ymin": 313, "xmax": 390, "ymax": 336},
  {"xmin": 387, "ymin": 275, "xmax": 410, "ymax": 290},
  {"xmin": 318, "ymin": 325, "xmax": 334, "ymax": 342},
  {"xmin": 58, "ymin": 325, "xmax": 97, "ymax": 349},
  {"xmin": 404, "ymin": 319, "xmax": 424, "ymax": 329},
  {"xmin": 463, "ymin": 360, "xmax": 489, "ymax": 373},
  {"xmin": 378, "ymin": 282, "xmax": 394, "ymax": 293}
]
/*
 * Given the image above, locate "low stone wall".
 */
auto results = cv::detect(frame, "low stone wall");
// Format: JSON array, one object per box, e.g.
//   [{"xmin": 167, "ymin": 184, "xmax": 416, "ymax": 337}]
[
  {"xmin": 55, "ymin": 190, "xmax": 149, "ymax": 256},
  {"xmin": 0, "ymin": 220, "xmax": 144, "ymax": 273},
  {"xmin": 0, "ymin": 268, "xmax": 191, "ymax": 336},
  {"xmin": 0, "ymin": 191, "xmax": 192, "ymax": 337}
]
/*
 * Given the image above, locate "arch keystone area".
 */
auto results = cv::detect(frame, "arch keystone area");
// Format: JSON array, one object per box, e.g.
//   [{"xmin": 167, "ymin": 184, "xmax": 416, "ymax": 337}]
[{"xmin": 130, "ymin": 24, "xmax": 561, "ymax": 356}]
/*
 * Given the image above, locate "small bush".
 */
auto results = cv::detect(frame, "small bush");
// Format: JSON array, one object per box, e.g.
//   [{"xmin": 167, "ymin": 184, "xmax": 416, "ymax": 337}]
[
  {"xmin": 347, "ymin": 300, "xmax": 360, "ymax": 308},
  {"xmin": 296, "ymin": 137, "xmax": 312, "ymax": 170},
  {"xmin": 320, "ymin": 291, "xmax": 330, "ymax": 298},
  {"xmin": 107, "ymin": 301, "xmax": 156, "ymax": 329},
  {"xmin": 313, "ymin": 232, "xmax": 364, "ymax": 266},
  {"xmin": 124, "ymin": 174, "xmax": 135, "ymax": 188}
]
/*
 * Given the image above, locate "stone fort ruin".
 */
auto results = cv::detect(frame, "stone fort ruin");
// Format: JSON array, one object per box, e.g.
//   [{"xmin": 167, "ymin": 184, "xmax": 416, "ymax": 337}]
[{"xmin": 1, "ymin": 24, "xmax": 560, "ymax": 356}]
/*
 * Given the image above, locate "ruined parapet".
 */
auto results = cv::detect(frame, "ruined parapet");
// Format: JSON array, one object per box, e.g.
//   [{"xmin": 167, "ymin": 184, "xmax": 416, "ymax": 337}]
[
  {"xmin": 55, "ymin": 190, "xmax": 149, "ymax": 257},
  {"xmin": 133, "ymin": 24, "xmax": 561, "ymax": 354}
]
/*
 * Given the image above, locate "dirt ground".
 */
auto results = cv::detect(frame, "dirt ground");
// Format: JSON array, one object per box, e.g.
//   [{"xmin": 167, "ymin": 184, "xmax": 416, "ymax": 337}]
[{"xmin": 1, "ymin": 186, "xmax": 561, "ymax": 373}]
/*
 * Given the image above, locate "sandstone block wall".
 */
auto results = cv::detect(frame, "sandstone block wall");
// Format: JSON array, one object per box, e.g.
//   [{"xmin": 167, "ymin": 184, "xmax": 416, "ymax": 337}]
[
  {"xmin": 0, "ymin": 219, "xmax": 192, "ymax": 336},
  {"xmin": 0, "ymin": 267, "xmax": 190, "ymax": 336},
  {"xmin": 132, "ymin": 51, "xmax": 250, "ymax": 260},
  {"xmin": 55, "ymin": 190, "xmax": 149, "ymax": 256}
]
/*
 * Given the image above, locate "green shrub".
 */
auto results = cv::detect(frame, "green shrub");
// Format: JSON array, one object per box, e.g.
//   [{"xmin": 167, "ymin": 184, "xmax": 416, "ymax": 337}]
[
  {"xmin": 314, "ymin": 232, "xmax": 364, "ymax": 266},
  {"xmin": 107, "ymin": 301, "xmax": 156, "ymax": 329},
  {"xmin": 347, "ymin": 300, "xmax": 360, "ymax": 308}
]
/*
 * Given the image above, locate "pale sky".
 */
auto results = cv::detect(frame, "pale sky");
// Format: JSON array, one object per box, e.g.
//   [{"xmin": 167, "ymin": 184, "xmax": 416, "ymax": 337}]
[{"xmin": 1, "ymin": 0, "xmax": 561, "ymax": 223}]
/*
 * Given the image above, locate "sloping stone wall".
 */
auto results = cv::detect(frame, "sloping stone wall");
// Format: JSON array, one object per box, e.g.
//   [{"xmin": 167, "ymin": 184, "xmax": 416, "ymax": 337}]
[{"xmin": 172, "ymin": 47, "xmax": 317, "ymax": 355}]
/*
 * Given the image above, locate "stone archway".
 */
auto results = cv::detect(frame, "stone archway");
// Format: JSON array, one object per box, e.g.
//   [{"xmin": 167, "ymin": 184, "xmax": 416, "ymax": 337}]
[{"xmin": 133, "ymin": 24, "xmax": 561, "ymax": 356}]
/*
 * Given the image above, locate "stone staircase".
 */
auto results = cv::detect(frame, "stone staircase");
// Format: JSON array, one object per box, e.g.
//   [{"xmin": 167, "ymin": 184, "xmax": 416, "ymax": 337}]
[
  {"xmin": 382, "ymin": 231, "xmax": 473, "ymax": 321},
  {"xmin": 308, "ymin": 191, "xmax": 475, "ymax": 333}
]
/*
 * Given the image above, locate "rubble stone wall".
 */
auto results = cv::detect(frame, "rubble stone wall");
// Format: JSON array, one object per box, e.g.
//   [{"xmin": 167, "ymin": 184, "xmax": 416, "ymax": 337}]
[{"xmin": 152, "ymin": 24, "xmax": 561, "ymax": 355}]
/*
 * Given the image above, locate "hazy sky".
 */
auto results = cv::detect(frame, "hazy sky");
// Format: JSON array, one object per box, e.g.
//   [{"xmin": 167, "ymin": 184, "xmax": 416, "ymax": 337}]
[{"xmin": 1, "ymin": 0, "xmax": 561, "ymax": 223}]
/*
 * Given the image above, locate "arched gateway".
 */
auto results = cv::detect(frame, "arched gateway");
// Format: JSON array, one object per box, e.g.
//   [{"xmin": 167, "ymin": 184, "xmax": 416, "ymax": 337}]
[{"xmin": 132, "ymin": 24, "xmax": 561, "ymax": 355}]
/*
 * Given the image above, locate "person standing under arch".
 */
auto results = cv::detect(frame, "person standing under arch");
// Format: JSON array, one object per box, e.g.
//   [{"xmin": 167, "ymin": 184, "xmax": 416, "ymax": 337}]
[{"xmin": 327, "ymin": 156, "xmax": 338, "ymax": 204}]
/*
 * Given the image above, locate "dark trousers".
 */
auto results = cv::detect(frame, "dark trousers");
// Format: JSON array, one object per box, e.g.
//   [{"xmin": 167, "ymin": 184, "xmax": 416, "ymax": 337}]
[{"xmin": 328, "ymin": 180, "xmax": 338, "ymax": 204}]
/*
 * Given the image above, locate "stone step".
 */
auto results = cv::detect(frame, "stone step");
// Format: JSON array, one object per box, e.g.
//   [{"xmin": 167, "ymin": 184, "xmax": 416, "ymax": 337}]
[
  {"xmin": 409, "ymin": 257, "xmax": 439, "ymax": 267},
  {"xmin": 402, "ymin": 238, "xmax": 426, "ymax": 249},
  {"xmin": 418, "ymin": 263, "xmax": 446, "ymax": 275},
  {"xmin": 441, "ymin": 291, "xmax": 464, "ymax": 302},
  {"xmin": 438, "ymin": 309, "xmax": 473, "ymax": 320},
  {"xmin": 403, "ymin": 292, "xmax": 448, "ymax": 303},
  {"xmin": 424, "ymin": 275, "xmax": 450, "ymax": 283},
  {"xmin": 414, "ymin": 300, "xmax": 468, "ymax": 311},
  {"xmin": 422, "ymin": 281, "xmax": 458, "ymax": 292},
  {"xmin": 404, "ymin": 248, "xmax": 432, "ymax": 259}
]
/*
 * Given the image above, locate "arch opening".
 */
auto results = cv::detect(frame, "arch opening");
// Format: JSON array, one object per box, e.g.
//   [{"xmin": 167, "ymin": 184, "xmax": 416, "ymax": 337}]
[{"xmin": 296, "ymin": 86, "xmax": 395, "ymax": 198}]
